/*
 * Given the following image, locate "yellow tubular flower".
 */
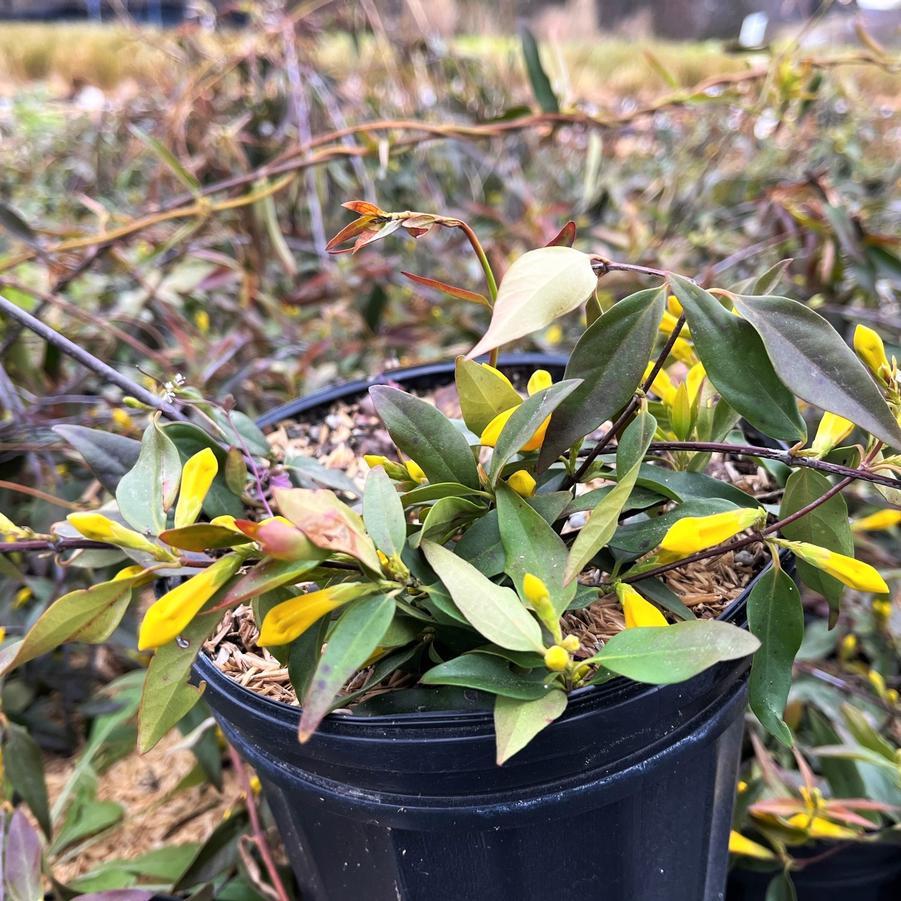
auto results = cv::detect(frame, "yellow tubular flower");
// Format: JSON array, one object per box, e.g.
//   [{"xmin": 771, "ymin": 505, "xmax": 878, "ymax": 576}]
[
  {"xmin": 643, "ymin": 362, "xmax": 676, "ymax": 406},
  {"xmin": 138, "ymin": 554, "xmax": 241, "ymax": 650},
  {"xmin": 854, "ymin": 324, "xmax": 890, "ymax": 380},
  {"xmin": 785, "ymin": 814, "xmax": 858, "ymax": 840},
  {"xmin": 527, "ymin": 369, "xmax": 553, "ymax": 395},
  {"xmin": 667, "ymin": 294, "xmax": 683, "ymax": 317},
  {"xmin": 258, "ymin": 583, "xmax": 370, "ymax": 647},
  {"xmin": 851, "ymin": 509, "xmax": 901, "ymax": 532},
  {"xmin": 685, "ymin": 363, "xmax": 706, "ymax": 406},
  {"xmin": 728, "ymin": 831, "xmax": 775, "ymax": 860},
  {"xmin": 659, "ymin": 508, "xmax": 765, "ymax": 559},
  {"xmin": 174, "ymin": 448, "xmax": 219, "ymax": 529},
  {"xmin": 68, "ymin": 512, "xmax": 170, "ymax": 560},
  {"xmin": 615, "ymin": 583, "xmax": 668, "ymax": 628},
  {"xmin": 405, "ymin": 459, "xmax": 428, "ymax": 484},
  {"xmin": 774, "ymin": 540, "xmax": 889, "ymax": 593},
  {"xmin": 507, "ymin": 469, "xmax": 536, "ymax": 497},
  {"xmin": 670, "ymin": 337, "xmax": 697, "ymax": 366},
  {"xmin": 810, "ymin": 412, "xmax": 855, "ymax": 457}
]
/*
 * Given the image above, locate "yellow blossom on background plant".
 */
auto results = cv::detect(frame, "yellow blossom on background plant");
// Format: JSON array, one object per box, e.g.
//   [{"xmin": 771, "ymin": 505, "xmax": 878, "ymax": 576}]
[
  {"xmin": 642, "ymin": 362, "xmax": 677, "ymax": 406},
  {"xmin": 851, "ymin": 509, "xmax": 901, "ymax": 532}
]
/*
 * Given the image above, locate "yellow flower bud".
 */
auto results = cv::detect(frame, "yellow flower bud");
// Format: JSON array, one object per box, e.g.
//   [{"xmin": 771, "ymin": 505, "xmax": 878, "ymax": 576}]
[
  {"xmin": 68, "ymin": 512, "xmax": 171, "ymax": 560},
  {"xmin": 110, "ymin": 408, "xmax": 135, "ymax": 431},
  {"xmin": 195, "ymin": 309, "xmax": 210, "ymax": 335},
  {"xmin": 886, "ymin": 688, "xmax": 898, "ymax": 705},
  {"xmin": 685, "ymin": 362, "xmax": 706, "ymax": 406},
  {"xmin": 405, "ymin": 459, "xmax": 428, "ymax": 484},
  {"xmin": 659, "ymin": 508, "xmax": 765, "ymax": 559},
  {"xmin": 0, "ymin": 512, "xmax": 28, "ymax": 539},
  {"xmin": 480, "ymin": 405, "xmax": 549, "ymax": 452},
  {"xmin": 810, "ymin": 411, "xmax": 854, "ymax": 457},
  {"xmin": 138, "ymin": 554, "xmax": 242, "ymax": 650},
  {"xmin": 615, "ymin": 583, "xmax": 668, "ymax": 628},
  {"xmin": 258, "ymin": 582, "xmax": 371, "ymax": 647},
  {"xmin": 249, "ymin": 774, "xmax": 261, "ymax": 795},
  {"xmin": 13, "ymin": 586, "xmax": 32, "ymax": 608},
  {"xmin": 728, "ymin": 831, "xmax": 775, "ymax": 860},
  {"xmin": 544, "ymin": 645, "xmax": 570, "ymax": 672},
  {"xmin": 364, "ymin": 454, "xmax": 391, "ymax": 469},
  {"xmin": 851, "ymin": 509, "xmax": 901, "ymax": 532},
  {"xmin": 840, "ymin": 633, "xmax": 857, "ymax": 657},
  {"xmin": 560, "ymin": 634, "xmax": 580, "ymax": 653},
  {"xmin": 507, "ymin": 469, "xmax": 536, "ymax": 497},
  {"xmin": 868, "ymin": 669, "xmax": 887, "ymax": 698},
  {"xmin": 667, "ymin": 294, "xmax": 683, "ymax": 317},
  {"xmin": 737, "ymin": 780, "xmax": 748, "ymax": 794},
  {"xmin": 774, "ymin": 540, "xmax": 889, "ymax": 593},
  {"xmin": 643, "ymin": 362, "xmax": 676, "ymax": 406},
  {"xmin": 670, "ymin": 337, "xmax": 697, "ymax": 366},
  {"xmin": 174, "ymin": 448, "xmax": 218, "ymax": 529},
  {"xmin": 785, "ymin": 814, "xmax": 857, "ymax": 840},
  {"xmin": 873, "ymin": 599, "xmax": 892, "ymax": 619},
  {"xmin": 523, "ymin": 573, "xmax": 550, "ymax": 608},
  {"xmin": 854, "ymin": 324, "xmax": 890, "ymax": 381},
  {"xmin": 0, "ymin": 626, "xmax": 5, "ymax": 643},
  {"xmin": 527, "ymin": 369, "xmax": 553, "ymax": 395}
]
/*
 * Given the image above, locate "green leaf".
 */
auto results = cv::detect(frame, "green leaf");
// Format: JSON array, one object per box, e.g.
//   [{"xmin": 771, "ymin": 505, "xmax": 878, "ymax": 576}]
[
  {"xmin": 159, "ymin": 523, "xmax": 252, "ymax": 552},
  {"xmin": 766, "ymin": 873, "xmax": 798, "ymax": 901},
  {"xmin": 487, "ymin": 380, "xmax": 581, "ymax": 484},
  {"xmin": 540, "ymin": 288, "xmax": 665, "ymax": 468},
  {"xmin": 117, "ymin": 416, "xmax": 182, "ymax": 533},
  {"xmin": 810, "ymin": 745, "xmax": 901, "ymax": 778},
  {"xmin": 287, "ymin": 616, "xmax": 330, "ymax": 701},
  {"xmin": 670, "ymin": 275, "xmax": 805, "ymax": 441},
  {"xmin": 780, "ymin": 470, "xmax": 852, "ymax": 626},
  {"xmin": 206, "ymin": 408, "xmax": 271, "ymax": 458},
  {"xmin": 298, "ymin": 593, "xmax": 396, "ymax": 741},
  {"xmin": 730, "ymin": 259, "xmax": 793, "ymax": 295},
  {"xmin": 4, "ymin": 723, "xmax": 51, "ymax": 838},
  {"xmin": 2, "ymin": 577, "xmax": 134, "ymax": 674},
  {"xmin": 369, "ymin": 386, "xmax": 481, "ymax": 489},
  {"xmin": 172, "ymin": 808, "xmax": 250, "ymax": 892},
  {"xmin": 807, "ymin": 708, "xmax": 867, "ymax": 801},
  {"xmin": 416, "ymin": 496, "xmax": 484, "ymax": 543},
  {"xmin": 363, "ymin": 466, "xmax": 407, "ymax": 556},
  {"xmin": 129, "ymin": 124, "xmax": 201, "ymax": 195},
  {"xmin": 590, "ymin": 620, "xmax": 760, "ymax": 684},
  {"xmin": 732, "ymin": 293, "xmax": 901, "ymax": 448},
  {"xmin": 496, "ymin": 482, "xmax": 575, "ymax": 614},
  {"xmin": 748, "ymin": 566, "xmax": 803, "ymax": 746},
  {"xmin": 631, "ymin": 577, "xmax": 696, "ymax": 621},
  {"xmin": 494, "ymin": 690, "xmax": 567, "ymax": 764},
  {"xmin": 455, "ymin": 357, "xmax": 522, "ymax": 434},
  {"xmin": 401, "ymin": 481, "xmax": 483, "ymax": 507},
  {"xmin": 53, "ymin": 796, "xmax": 124, "ymax": 854},
  {"xmin": 421, "ymin": 540, "xmax": 544, "ymax": 652},
  {"xmin": 453, "ymin": 509, "xmax": 505, "ymax": 576},
  {"xmin": 840, "ymin": 703, "xmax": 897, "ymax": 762},
  {"xmin": 519, "ymin": 25, "xmax": 559, "ymax": 113},
  {"xmin": 138, "ymin": 610, "xmax": 220, "ymax": 753},
  {"xmin": 565, "ymin": 410, "xmax": 656, "ymax": 582},
  {"xmin": 421, "ymin": 652, "xmax": 553, "ymax": 700},
  {"xmin": 467, "ymin": 247, "xmax": 597, "ymax": 359},
  {"xmin": 215, "ymin": 557, "xmax": 322, "ymax": 610},
  {"xmin": 53, "ymin": 425, "xmax": 140, "ymax": 494}
]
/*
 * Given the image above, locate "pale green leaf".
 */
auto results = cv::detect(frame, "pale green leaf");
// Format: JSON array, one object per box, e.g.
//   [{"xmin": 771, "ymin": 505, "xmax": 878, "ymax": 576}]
[{"xmin": 494, "ymin": 690, "xmax": 568, "ymax": 764}]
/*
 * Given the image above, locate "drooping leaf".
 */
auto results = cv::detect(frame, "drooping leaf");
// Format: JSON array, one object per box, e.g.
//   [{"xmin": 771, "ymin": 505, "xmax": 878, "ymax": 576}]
[
  {"xmin": 545, "ymin": 221, "xmax": 576, "ymax": 247},
  {"xmin": 298, "ymin": 594, "xmax": 396, "ymax": 741},
  {"xmin": 730, "ymin": 259, "xmax": 793, "ymax": 295},
  {"xmin": 363, "ymin": 466, "xmax": 407, "ymax": 557},
  {"xmin": 402, "ymin": 272, "xmax": 489, "ymax": 307},
  {"xmin": 589, "ymin": 619, "xmax": 760, "ymax": 684},
  {"xmin": 369, "ymin": 386, "xmax": 481, "ymax": 489},
  {"xmin": 53, "ymin": 425, "xmax": 140, "ymax": 495},
  {"xmin": 454, "ymin": 357, "xmax": 523, "ymax": 434},
  {"xmin": 732, "ymin": 293, "xmax": 901, "ymax": 448},
  {"xmin": 117, "ymin": 417, "xmax": 182, "ymax": 534},
  {"xmin": 765, "ymin": 873, "xmax": 798, "ymax": 901},
  {"xmin": 421, "ymin": 540, "xmax": 544, "ymax": 652},
  {"xmin": 565, "ymin": 410, "xmax": 656, "ymax": 582},
  {"xmin": 670, "ymin": 275, "xmax": 805, "ymax": 441},
  {"xmin": 421, "ymin": 652, "xmax": 553, "ymax": 700},
  {"xmin": 496, "ymin": 482, "xmax": 574, "ymax": 614},
  {"xmin": 494, "ymin": 690, "xmax": 567, "ymax": 764},
  {"xmin": 540, "ymin": 288, "xmax": 665, "ymax": 468},
  {"xmin": 487, "ymin": 380, "xmax": 581, "ymax": 484},
  {"xmin": 467, "ymin": 247, "xmax": 597, "ymax": 359},
  {"xmin": 519, "ymin": 24, "xmax": 559, "ymax": 113},
  {"xmin": 747, "ymin": 566, "xmax": 803, "ymax": 747},
  {"xmin": 4, "ymin": 810, "xmax": 43, "ymax": 901},
  {"xmin": 4, "ymin": 724, "xmax": 52, "ymax": 838},
  {"xmin": 840, "ymin": 703, "xmax": 898, "ymax": 762},
  {"xmin": 780, "ymin": 469, "xmax": 852, "ymax": 626}
]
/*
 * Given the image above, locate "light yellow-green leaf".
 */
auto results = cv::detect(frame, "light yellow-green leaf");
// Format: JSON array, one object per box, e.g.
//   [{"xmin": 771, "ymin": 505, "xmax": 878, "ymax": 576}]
[{"xmin": 494, "ymin": 690, "xmax": 568, "ymax": 764}]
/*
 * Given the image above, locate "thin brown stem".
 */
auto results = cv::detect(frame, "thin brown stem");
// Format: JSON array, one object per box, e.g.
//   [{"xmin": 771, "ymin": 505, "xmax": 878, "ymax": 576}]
[
  {"xmin": 0, "ymin": 480, "xmax": 85, "ymax": 511},
  {"xmin": 227, "ymin": 744, "xmax": 291, "ymax": 901}
]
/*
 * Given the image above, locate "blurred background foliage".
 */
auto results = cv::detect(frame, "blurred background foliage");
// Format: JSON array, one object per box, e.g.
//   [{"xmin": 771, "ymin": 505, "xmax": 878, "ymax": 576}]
[{"xmin": 0, "ymin": 0, "xmax": 898, "ymax": 896}]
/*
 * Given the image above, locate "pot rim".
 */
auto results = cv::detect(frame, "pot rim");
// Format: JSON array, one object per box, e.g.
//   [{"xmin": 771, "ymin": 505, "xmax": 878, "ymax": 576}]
[{"xmin": 195, "ymin": 353, "xmax": 782, "ymax": 730}]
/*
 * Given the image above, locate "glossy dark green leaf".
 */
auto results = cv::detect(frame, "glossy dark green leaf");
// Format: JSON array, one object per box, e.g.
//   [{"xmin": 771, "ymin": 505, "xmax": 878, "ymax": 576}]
[
  {"xmin": 540, "ymin": 288, "xmax": 665, "ymax": 468},
  {"xmin": 298, "ymin": 593, "xmax": 396, "ymax": 741},
  {"xmin": 780, "ymin": 469, "xmax": 852, "ymax": 626},
  {"xmin": 455, "ymin": 357, "xmax": 522, "ymax": 434},
  {"xmin": 732, "ymin": 293, "xmax": 901, "ymax": 448},
  {"xmin": 4, "ymin": 723, "xmax": 51, "ymax": 838},
  {"xmin": 589, "ymin": 620, "xmax": 759, "ymax": 684},
  {"xmin": 370, "ymin": 385, "xmax": 481, "ymax": 489},
  {"xmin": 670, "ymin": 275, "xmax": 805, "ymax": 441},
  {"xmin": 748, "ymin": 566, "xmax": 803, "ymax": 747},
  {"xmin": 488, "ymin": 379, "xmax": 581, "ymax": 484},
  {"xmin": 421, "ymin": 652, "xmax": 552, "ymax": 699},
  {"xmin": 496, "ymin": 482, "xmax": 575, "ymax": 614},
  {"xmin": 494, "ymin": 690, "xmax": 567, "ymax": 764},
  {"xmin": 117, "ymin": 417, "xmax": 182, "ymax": 533},
  {"xmin": 363, "ymin": 466, "xmax": 407, "ymax": 556},
  {"xmin": 53, "ymin": 425, "xmax": 140, "ymax": 495},
  {"xmin": 519, "ymin": 24, "xmax": 559, "ymax": 113}
]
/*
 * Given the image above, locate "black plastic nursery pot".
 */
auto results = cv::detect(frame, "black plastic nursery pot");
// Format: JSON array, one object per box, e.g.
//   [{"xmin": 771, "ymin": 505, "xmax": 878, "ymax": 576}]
[
  {"xmin": 194, "ymin": 354, "xmax": 769, "ymax": 901},
  {"xmin": 727, "ymin": 841, "xmax": 901, "ymax": 900}
]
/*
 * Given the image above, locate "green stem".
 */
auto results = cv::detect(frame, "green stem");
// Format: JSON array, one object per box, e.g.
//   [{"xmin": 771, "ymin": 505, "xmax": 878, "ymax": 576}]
[{"xmin": 454, "ymin": 219, "xmax": 500, "ymax": 367}]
